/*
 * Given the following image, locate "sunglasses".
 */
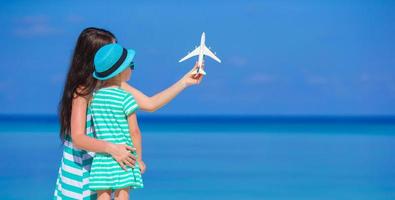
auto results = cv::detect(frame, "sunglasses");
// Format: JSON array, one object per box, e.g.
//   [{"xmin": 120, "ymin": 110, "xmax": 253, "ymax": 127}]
[{"xmin": 129, "ymin": 62, "xmax": 135, "ymax": 70}]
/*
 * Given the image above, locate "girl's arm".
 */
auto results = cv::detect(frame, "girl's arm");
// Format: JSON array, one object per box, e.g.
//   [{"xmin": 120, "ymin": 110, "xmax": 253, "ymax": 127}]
[
  {"xmin": 121, "ymin": 63, "xmax": 203, "ymax": 112},
  {"xmin": 70, "ymin": 95, "xmax": 136, "ymax": 170},
  {"xmin": 128, "ymin": 113, "xmax": 145, "ymax": 173}
]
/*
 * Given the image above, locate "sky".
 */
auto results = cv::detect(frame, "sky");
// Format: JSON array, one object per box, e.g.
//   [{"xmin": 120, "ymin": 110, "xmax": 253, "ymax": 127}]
[{"xmin": 0, "ymin": 0, "xmax": 394, "ymax": 116}]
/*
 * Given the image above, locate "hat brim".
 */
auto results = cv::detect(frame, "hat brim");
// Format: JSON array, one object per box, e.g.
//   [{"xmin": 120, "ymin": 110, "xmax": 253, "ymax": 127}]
[{"xmin": 93, "ymin": 49, "xmax": 136, "ymax": 81}]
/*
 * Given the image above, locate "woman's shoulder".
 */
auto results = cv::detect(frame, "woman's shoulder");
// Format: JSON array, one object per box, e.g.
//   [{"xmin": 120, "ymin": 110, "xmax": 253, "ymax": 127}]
[{"xmin": 74, "ymin": 86, "xmax": 92, "ymax": 99}]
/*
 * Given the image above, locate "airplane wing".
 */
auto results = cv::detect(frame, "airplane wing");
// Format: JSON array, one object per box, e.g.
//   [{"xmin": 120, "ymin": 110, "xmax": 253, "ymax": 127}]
[
  {"xmin": 179, "ymin": 46, "xmax": 201, "ymax": 62},
  {"xmin": 203, "ymin": 46, "xmax": 221, "ymax": 63}
]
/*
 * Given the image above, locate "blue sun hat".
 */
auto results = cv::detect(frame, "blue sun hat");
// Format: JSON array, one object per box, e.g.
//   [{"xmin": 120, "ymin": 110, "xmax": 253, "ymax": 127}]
[{"xmin": 93, "ymin": 43, "xmax": 136, "ymax": 80}]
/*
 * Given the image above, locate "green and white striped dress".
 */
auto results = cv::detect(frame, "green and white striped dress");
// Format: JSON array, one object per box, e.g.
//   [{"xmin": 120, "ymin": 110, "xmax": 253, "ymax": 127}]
[
  {"xmin": 53, "ymin": 107, "xmax": 98, "ymax": 199},
  {"xmin": 89, "ymin": 87, "xmax": 143, "ymax": 190}
]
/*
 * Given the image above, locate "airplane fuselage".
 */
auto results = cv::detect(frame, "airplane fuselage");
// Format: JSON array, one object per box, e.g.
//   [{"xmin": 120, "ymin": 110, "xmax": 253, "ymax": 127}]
[{"xmin": 197, "ymin": 32, "xmax": 206, "ymax": 68}]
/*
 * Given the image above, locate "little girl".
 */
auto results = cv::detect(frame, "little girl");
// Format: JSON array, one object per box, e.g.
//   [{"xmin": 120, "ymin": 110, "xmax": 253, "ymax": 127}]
[{"xmin": 89, "ymin": 43, "xmax": 144, "ymax": 199}]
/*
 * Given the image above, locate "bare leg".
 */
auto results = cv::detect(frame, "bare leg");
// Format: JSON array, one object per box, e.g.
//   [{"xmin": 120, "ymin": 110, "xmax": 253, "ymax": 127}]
[
  {"xmin": 115, "ymin": 187, "xmax": 130, "ymax": 200},
  {"xmin": 97, "ymin": 190, "xmax": 112, "ymax": 200}
]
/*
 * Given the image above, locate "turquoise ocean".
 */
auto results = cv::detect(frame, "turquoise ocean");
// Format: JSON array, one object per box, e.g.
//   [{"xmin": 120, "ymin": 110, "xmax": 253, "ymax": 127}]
[{"xmin": 0, "ymin": 115, "xmax": 394, "ymax": 200}]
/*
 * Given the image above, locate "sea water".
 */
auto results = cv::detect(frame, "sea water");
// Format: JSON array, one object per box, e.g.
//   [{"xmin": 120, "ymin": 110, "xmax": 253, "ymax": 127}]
[{"xmin": 0, "ymin": 115, "xmax": 394, "ymax": 200}]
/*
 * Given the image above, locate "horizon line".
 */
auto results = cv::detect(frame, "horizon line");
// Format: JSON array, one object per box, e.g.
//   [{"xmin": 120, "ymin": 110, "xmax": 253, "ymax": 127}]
[{"xmin": 1, "ymin": 113, "xmax": 395, "ymax": 124}]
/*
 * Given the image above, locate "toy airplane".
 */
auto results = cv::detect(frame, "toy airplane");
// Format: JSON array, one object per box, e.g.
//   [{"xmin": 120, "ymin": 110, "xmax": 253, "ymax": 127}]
[{"xmin": 179, "ymin": 32, "xmax": 221, "ymax": 75}]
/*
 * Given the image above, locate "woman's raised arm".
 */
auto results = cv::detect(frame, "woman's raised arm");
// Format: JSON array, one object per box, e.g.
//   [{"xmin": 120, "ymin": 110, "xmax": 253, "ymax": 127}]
[{"xmin": 121, "ymin": 63, "xmax": 203, "ymax": 112}]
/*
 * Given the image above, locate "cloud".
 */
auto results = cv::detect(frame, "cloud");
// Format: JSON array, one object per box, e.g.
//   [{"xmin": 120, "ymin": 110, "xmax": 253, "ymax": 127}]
[
  {"xmin": 246, "ymin": 73, "xmax": 276, "ymax": 84},
  {"xmin": 65, "ymin": 14, "xmax": 84, "ymax": 24},
  {"xmin": 227, "ymin": 56, "xmax": 248, "ymax": 67},
  {"xmin": 13, "ymin": 15, "xmax": 61, "ymax": 37}
]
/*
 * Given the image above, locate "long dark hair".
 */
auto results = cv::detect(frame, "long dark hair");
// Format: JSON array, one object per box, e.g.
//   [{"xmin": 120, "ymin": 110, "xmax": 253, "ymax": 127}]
[{"xmin": 59, "ymin": 27, "xmax": 116, "ymax": 141}]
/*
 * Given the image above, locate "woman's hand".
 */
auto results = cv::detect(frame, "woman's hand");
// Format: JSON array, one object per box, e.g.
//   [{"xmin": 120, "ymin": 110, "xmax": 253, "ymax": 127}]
[
  {"xmin": 138, "ymin": 160, "xmax": 146, "ymax": 174},
  {"xmin": 107, "ymin": 143, "xmax": 137, "ymax": 170},
  {"xmin": 180, "ymin": 62, "xmax": 204, "ymax": 87}
]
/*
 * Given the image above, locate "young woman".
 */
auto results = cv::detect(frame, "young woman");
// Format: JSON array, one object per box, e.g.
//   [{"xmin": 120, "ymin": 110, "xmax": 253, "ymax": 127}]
[{"xmin": 54, "ymin": 27, "xmax": 203, "ymax": 199}]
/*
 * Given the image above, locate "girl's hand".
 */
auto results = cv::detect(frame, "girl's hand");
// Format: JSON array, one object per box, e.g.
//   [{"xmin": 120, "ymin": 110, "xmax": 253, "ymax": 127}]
[
  {"xmin": 138, "ymin": 160, "xmax": 146, "ymax": 174},
  {"xmin": 180, "ymin": 62, "xmax": 204, "ymax": 87},
  {"xmin": 107, "ymin": 143, "xmax": 137, "ymax": 170}
]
